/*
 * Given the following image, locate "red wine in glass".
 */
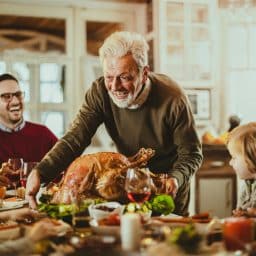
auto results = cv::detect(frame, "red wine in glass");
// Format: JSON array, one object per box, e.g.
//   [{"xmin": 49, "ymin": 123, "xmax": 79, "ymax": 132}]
[
  {"xmin": 125, "ymin": 167, "xmax": 151, "ymax": 204},
  {"xmin": 127, "ymin": 191, "xmax": 151, "ymax": 203},
  {"xmin": 20, "ymin": 162, "xmax": 38, "ymax": 188},
  {"xmin": 7, "ymin": 158, "xmax": 23, "ymax": 196},
  {"xmin": 20, "ymin": 178, "xmax": 27, "ymax": 188}
]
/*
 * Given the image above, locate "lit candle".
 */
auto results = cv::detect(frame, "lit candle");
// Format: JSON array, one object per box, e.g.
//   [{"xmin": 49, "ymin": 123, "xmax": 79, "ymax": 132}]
[{"xmin": 121, "ymin": 213, "xmax": 141, "ymax": 251}]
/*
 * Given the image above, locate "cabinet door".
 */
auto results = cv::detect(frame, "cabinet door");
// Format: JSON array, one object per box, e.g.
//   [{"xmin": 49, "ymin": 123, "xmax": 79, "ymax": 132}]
[
  {"xmin": 198, "ymin": 178, "xmax": 233, "ymax": 218},
  {"xmin": 153, "ymin": 0, "xmax": 217, "ymax": 85}
]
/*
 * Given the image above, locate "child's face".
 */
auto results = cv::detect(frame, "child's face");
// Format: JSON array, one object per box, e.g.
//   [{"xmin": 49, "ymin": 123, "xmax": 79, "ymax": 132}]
[{"xmin": 228, "ymin": 140, "xmax": 253, "ymax": 179}]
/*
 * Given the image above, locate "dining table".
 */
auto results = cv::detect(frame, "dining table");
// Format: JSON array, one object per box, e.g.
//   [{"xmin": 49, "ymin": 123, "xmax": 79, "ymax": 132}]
[{"xmin": 0, "ymin": 191, "xmax": 254, "ymax": 256}]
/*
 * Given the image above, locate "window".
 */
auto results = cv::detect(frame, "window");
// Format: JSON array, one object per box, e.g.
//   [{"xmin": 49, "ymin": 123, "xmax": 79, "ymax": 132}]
[
  {"xmin": 224, "ymin": 18, "xmax": 256, "ymax": 123},
  {"xmin": 1, "ymin": 56, "xmax": 69, "ymax": 138}
]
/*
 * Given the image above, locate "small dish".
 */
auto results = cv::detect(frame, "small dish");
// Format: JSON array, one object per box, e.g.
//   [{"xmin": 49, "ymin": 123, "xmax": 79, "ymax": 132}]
[
  {"xmin": 88, "ymin": 202, "xmax": 124, "ymax": 221},
  {"xmin": 89, "ymin": 219, "xmax": 120, "ymax": 237}
]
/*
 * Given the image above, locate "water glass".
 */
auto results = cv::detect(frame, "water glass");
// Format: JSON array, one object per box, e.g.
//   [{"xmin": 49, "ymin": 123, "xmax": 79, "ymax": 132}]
[{"xmin": 69, "ymin": 191, "xmax": 91, "ymax": 236}]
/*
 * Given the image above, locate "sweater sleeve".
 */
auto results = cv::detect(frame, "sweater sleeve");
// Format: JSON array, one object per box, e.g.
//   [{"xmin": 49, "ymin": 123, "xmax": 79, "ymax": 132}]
[
  {"xmin": 37, "ymin": 80, "xmax": 105, "ymax": 182},
  {"xmin": 168, "ymin": 96, "xmax": 203, "ymax": 187}
]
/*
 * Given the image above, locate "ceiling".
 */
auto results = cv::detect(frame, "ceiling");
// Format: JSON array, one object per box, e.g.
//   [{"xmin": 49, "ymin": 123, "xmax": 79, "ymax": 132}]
[{"xmin": 0, "ymin": 0, "xmax": 150, "ymax": 54}]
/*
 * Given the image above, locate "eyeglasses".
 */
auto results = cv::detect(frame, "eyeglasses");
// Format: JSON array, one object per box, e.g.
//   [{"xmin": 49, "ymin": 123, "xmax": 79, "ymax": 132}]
[{"xmin": 0, "ymin": 91, "xmax": 25, "ymax": 102}]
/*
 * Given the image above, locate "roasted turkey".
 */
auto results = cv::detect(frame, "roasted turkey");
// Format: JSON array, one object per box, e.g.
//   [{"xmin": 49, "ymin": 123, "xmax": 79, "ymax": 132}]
[{"xmin": 50, "ymin": 148, "xmax": 156, "ymax": 204}]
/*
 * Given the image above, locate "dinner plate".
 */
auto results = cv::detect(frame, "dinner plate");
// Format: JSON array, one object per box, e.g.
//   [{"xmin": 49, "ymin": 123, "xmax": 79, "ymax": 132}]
[
  {"xmin": 89, "ymin": 219, "xmax": 120, "ymax": 237},
  {"xmin": 0, "ymin": 199, "xmax": 27, "ymax": 211}
]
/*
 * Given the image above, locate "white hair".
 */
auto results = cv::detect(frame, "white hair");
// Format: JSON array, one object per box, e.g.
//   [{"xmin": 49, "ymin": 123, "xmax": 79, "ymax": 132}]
[{"xmin": 99, "ymin": 31, "xmax": 149, "ymax": 68}]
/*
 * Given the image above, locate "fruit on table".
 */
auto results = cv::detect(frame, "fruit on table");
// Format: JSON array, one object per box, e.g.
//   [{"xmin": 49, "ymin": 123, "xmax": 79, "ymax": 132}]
[{"xmin": 202, "ymin": 131, "xmax": 229, "ymax": 145}]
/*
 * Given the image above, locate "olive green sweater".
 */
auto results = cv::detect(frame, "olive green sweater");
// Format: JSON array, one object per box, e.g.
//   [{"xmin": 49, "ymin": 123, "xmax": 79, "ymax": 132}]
[{"xmin": 38, "ymin": 73, "xmax": 202, "ymax": 189}]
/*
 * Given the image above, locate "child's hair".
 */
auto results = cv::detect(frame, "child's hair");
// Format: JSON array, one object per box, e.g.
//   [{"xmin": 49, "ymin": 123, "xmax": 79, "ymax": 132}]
[{"xmin": 227, "ymin": 122, "xmax": 256, "ymax": 173}]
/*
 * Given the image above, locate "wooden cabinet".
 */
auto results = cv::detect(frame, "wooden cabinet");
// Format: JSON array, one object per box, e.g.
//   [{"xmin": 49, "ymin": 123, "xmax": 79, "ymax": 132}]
[{"xmin": 195, "ymin": 144, "xmax": 237, "ymax": 218}]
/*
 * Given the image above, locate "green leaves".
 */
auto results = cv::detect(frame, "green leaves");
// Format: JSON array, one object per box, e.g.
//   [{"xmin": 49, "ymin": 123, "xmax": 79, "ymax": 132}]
[
  {"xmin": 149, "ymin": 194, "xmax": 175, "ymax": 215},
  {"xmin": 37, "ymin": 198, "xmax": 106, "ymax": 219},
  {"xmin": 168, "ymin": 224, "xmax": 202, "ymax": 253}
]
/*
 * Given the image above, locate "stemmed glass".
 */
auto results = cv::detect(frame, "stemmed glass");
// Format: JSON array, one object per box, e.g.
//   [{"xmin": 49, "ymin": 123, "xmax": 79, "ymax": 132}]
[
  {"xmin": 125, "ymin": 167, "xmax": 151, "ymax": 204},
  {"xmin": 7, "ymin": 158, "xmax": 23, "ymax": 197},
  {"xmin": 20, "ymin": 162, "xmax": 38, "ymax": 188}
]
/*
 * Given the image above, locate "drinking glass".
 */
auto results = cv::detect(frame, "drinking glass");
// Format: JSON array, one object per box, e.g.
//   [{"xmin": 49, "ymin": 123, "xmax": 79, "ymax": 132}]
[
  {"xmin": 7, "ymin": 158, "xmax": 23, "ymax": 196},
  {"xmin": 155, "ymin": 173, "xmax": 169, "ymax": 194},
  {"xmin": 69, "ymin": 190, "xmax": 91, "ymax": 237},
  {"xmin": 223, "ymin": 217, "xmax": 254, "ymax": 251},
  {"xmin": 125, "ymin": 167, "xmax": 151, "ymax": 204},
  {"xmin": 0, "ymin": 186, "xmax": 6, "ymax": 207},
  {"xmin": 20, "ymin": 162, "xmax": 38, "ymax": 188}
]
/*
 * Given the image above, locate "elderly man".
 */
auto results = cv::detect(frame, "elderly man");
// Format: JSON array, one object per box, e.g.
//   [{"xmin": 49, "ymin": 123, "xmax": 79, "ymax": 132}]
[{"xmin": 27, "ymin": 31, "xmax": 202, "ymax": 216}]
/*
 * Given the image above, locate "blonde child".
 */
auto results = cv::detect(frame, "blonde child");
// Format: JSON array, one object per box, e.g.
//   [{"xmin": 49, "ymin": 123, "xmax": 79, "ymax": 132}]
[{"xmin": 226, "ymin": 122, "xmax": 256, "ymax": 214}]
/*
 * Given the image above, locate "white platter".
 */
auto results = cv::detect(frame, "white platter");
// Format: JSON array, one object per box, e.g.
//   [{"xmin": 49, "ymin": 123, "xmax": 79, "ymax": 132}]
[
  {"xmin": 89, "ymin": 219, "xmax": 120, "ymax": 237},
  {"xmin": 0, "ymin": 199, "xmax": 27, "ymax": 211}
]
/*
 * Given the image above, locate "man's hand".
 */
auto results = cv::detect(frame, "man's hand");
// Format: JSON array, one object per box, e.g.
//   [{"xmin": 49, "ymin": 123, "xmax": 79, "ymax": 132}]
[
  {"xmin": 26, "ymin": 169, "xmax": 41, "ymax": 209},
  {"xmin": 165, "ymin": 177, "xmax": 179, "ymax": 198}
]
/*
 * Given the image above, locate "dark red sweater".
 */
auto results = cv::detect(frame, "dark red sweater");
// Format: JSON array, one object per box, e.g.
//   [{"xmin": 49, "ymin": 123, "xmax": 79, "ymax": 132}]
[{"xmin": 0, "ymin": 121, "xmax": 58, "ymax": 165}]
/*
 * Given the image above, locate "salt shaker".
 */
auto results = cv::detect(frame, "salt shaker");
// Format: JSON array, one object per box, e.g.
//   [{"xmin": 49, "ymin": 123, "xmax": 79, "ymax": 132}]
[{"xmin": 121, "ymin": 213, "xmax": 141, "ymax": 251}]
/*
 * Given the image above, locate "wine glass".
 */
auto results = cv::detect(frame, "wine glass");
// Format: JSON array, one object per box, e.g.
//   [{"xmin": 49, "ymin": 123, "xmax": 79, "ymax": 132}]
[
  {"xmin": 7, "ymin": 158, "xmax": 23, "ymax": 197},
  {"xmin": 20, "ymin": 162, "xmax": 38, "ymax": 188},
  {"xmin": 125, "ymin": 167, "xmax": 151, "ymax": 204}
]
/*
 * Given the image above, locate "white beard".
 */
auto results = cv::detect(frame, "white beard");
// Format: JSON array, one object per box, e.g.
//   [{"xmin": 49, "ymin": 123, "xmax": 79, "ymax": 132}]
[{"xmin": 108, "ymin": 91, "xmax": 133, "ymax": 108}]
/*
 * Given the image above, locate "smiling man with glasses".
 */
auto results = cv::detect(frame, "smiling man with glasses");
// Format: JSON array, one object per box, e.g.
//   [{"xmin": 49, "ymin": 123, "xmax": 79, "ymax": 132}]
[{"xmin": 0, "ymin": 73, "xmax": 57, "ymax": 168}]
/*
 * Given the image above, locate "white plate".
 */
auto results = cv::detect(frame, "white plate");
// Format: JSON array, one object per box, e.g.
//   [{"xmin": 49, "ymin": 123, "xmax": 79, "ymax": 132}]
[
  {"xmin": 0, "ymin": 199, "xmax": 27, "ymax": 211},
  {"xmin": 89, "ymin": 219, "xmax": 120, "ymax": 237}
]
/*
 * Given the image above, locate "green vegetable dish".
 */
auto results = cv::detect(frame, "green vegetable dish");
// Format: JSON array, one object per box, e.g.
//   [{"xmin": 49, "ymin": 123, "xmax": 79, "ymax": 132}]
[
  {"xmin": 147, "ymin": 194, "xmax": 175, "ymax": 216},
  {"xmin": 37, "ymin": 194, "xmax": 106, "ymax": 221},
  {"xmin": 168, "ymin": 224, "xmax": 202, "ymax": 253}
]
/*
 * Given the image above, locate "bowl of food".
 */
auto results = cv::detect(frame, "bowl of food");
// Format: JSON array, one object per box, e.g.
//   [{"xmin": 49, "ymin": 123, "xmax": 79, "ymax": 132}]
[{"xmin": 88, "ymin": 202, "xmax": 124, "ymax": 221}]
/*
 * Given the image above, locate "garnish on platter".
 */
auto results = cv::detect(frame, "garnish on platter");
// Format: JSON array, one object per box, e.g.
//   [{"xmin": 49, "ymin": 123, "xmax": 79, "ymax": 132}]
[{"xmin": 37, "ymin": 193, "xmax": 106, "ymax": 222}]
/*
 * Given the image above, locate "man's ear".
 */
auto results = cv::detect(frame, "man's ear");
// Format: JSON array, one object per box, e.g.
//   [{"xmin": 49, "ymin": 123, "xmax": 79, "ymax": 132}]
[{"xmin": 142, "ymin": 65, "xmax": 150, "ymax": 84}]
